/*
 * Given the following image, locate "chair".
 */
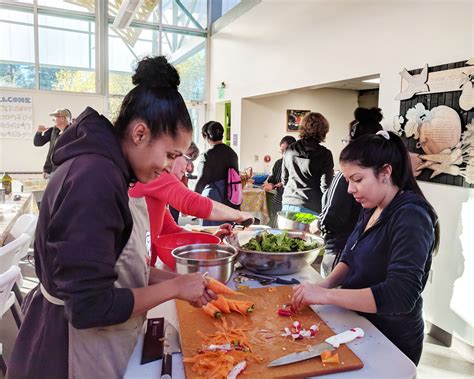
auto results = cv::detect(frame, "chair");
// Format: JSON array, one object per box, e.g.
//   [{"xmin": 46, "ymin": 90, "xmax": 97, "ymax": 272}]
[
  {"xmin": 0, "ymin": 234, "xmax": 31, "ymax": 308},
  {"xmin": 4, "ymin": 213, "xmax": 38, "ymax": 259},
  {"xmin": 0, "ymin": 265, "xmax": 22, "ymax": 375}
]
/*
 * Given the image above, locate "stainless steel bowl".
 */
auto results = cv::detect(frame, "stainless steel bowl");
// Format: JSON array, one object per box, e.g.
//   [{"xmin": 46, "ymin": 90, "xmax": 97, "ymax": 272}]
[
  {"xmin": 172, "ymin": 244, "xmax": 237, "ymax": 283},
  {"xmin": 224, "ymin": 229, "xmax": 324, "ymax": 275},
  {"xmin": 277, "ymin": 211, "xmax": 317, "ymax": 232}
]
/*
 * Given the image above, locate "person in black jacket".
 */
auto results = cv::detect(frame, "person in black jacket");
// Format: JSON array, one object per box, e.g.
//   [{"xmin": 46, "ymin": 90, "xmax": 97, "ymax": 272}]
[
  {"xmin": 311, "ymin": 107, "xmax": 383, "ymax": 277},
  {"xmin": 293, "ymin": 131, "xmax": 439, "ymax": 365},
  {"xmin": 195, "ymin": 121, "xmax": 240, "ymax": 226},
  {"xmin": 33, "ymin": 108, "xmax": 71, "ymax": 177},
  {"xmin": 263, "ymin": 135, "xmax": 296, "ymax": 226},
  {"xmin": 281, "ymin": 112, "xmax": 334, "ymax": 214}
]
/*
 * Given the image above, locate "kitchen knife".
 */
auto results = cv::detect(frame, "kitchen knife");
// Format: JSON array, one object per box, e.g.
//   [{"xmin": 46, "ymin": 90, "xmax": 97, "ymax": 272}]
[
  {"xmin": 160, "ymin": 322, "xmax": 181, "ymax": 379},
  {"xmin": 268, "ymin": 328, "xmax": 364, "ymax": 367},
  {"xmin": 238, "ymin": 272, "xmax": 300, "ymax": 285},
  {"xmin": 141, "ymin": 317, "xmax": 164, "ymax": 365}
]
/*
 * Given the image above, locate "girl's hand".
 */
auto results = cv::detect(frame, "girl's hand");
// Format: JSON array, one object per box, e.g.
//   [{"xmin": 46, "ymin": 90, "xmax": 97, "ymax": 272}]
[
  {"xmin": 172, "ymin": 273, "xmax": 216, "ymax": 307},
  {"xmin": 262, "ymin": 183, "xmax": 274, "ymax": 191},
  {"xmin": 309, "ymin": 219, "xmax": 320, "ymax": 234},
  {"xmin": 292, "ymin": 282, "xmax": 329, "ymax": 310},
  {"xmin": 214, "ymin": 223, "xmax": 233, "ymax": 239}
]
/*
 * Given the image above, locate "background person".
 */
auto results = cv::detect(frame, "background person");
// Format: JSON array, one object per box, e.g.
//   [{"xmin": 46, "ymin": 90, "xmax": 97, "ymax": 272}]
[
  {"xmin": 129, "ymin": 147, "xmax": 254, "ymax": 268},
  {"xmin": 8, "ymin": 56, "xmax": 216, "ymax": 379},
  {"xmin": 33, "ymin": 108, "xmax": 72, "ymax": 177},
  {"xmin": 292, "ymin": 131, "xmax": 439, "ymax": 365},
  {"xmin": 311, "ymin": 107, "xmax": 383, "ymax": 277},
  {"xmin": 262, "ymin": 135, "xmax": 296, "ymax": 227},
  {"xmin": 281, "ymin": 112, "xmax": 334, "ymax": 215},
  {"xmin": 195, "ymin": 121, "xmax": 240, "ymax": 226}
]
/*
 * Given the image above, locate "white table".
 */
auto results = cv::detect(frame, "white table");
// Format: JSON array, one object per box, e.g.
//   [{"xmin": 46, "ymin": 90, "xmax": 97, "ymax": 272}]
[{"xmin": 124, "ymin": 266, "xmax": 416, "ymax": 379}]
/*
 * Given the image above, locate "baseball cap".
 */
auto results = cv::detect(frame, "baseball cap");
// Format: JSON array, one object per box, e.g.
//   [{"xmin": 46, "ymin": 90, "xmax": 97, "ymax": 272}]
[{"xmin": 49, "ymin": 109, "xmax": 71, "ymax": 118}]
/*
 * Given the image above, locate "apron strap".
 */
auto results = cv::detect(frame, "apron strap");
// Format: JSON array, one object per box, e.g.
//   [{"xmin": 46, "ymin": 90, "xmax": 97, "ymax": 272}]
[{"xmin": 40, "ymin": 283, "xmax": 65, "ymax": 306}]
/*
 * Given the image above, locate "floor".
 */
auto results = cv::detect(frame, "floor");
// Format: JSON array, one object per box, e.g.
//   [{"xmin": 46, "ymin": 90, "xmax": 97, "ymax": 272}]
[{"xmin": 1, "ymin": 253, "xmax": 472, "ymax": 379}]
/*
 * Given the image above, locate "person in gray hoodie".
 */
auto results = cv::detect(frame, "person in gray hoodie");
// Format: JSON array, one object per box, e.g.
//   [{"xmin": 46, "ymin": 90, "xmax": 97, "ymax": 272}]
[{"xmin": 8, "ymin": 56, "xmax": 217, "ymax": 379}]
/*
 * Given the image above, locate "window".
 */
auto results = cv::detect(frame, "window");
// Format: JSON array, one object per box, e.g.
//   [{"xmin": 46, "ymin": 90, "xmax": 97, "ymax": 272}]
[
  {"xmin": 38, "ymin": 13, "xmax": 96, "ymax": 92},
  {"xmin": 38, "ymin": 0, "xmax": 95, "ymax": 13},
  {"xmin": 0, "ymin": 8, "xmax": 35, "ymax": 88},
  {"xmin": 162, "ymin": 0, "xmax": 207, "ymax": 29},
  {"xmin": 108, "ymin": 25, "xmax": 160, "ymax": 95},
  {"xmin": 162, "ymin": 31, "xmax": 206, "ymax": 101}
]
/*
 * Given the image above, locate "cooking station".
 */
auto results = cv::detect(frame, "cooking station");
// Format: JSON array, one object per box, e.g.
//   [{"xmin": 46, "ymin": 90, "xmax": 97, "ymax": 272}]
[{"xmin": 124, "ymin": 265, "xmax": 417, "ymax": 379}]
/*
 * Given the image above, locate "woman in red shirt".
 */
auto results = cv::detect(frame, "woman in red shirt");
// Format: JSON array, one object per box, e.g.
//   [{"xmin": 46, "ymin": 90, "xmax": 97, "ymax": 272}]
[{"xmin": 129, "ymin": 148, "xmax": 254, "ymax": 267}]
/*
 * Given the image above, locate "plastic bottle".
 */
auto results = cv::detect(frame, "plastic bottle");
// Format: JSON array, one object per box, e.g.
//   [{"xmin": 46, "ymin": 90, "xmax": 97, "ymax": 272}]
[{"xmin": 2, "ymin": 172, "xmax": 12, "ymax": 195}]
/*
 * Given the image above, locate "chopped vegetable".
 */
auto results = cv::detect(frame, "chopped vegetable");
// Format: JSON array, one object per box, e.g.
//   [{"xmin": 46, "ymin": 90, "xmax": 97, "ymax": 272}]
[
  {"xmin": 202, "ymin": 303, "xmax": 222, "ymax": 319},
  {"xmin": 321, "ymin": 350, "xmax": 340, "ymax": 364},
  {"xmin": 212, "ymin": 295, "xmax": 232, "ymax": 314},
  {"xmin": 206, "ymin": 277, "xmax": 244, "ymax": 296},
  {"xmin": 242, "ymin": 230, "xmax": 321, "ymax": 252},
  {"xmin": 288, "ymin": 212, "xmax": 318, "ymax": 224},
  {"xmin": 227, "ymin": 361, "xmax": 246, "ymax": 379},
  {"xmin": 277, "ymin": 309, "xmax": 292, "ymax": 317},
  {"xmin": 227, "ymin": 299, "xmax": 255, "ymax": 315}
]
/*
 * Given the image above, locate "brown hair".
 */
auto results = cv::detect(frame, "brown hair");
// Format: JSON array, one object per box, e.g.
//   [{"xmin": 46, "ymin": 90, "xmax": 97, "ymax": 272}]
[{"xmin": 299, "ymin": 112, "xmax": 329, "ymax": 143}]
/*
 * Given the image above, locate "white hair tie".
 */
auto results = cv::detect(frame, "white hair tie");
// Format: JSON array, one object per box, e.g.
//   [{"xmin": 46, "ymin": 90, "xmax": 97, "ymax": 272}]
[{"xmin": 376, "ymin": 130, "xmax": 390, "ymax": 140}]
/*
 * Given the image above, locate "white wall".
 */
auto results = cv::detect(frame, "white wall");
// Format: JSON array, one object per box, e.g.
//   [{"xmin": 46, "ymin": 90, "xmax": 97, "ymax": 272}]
[
  {"xmin": 209, "ymin": 0, "xmax": 474, "ymax": 346},
  {"xmin": 240, "ymin": 88, "xmax": 358, "ymax": 172},
  {"xmin": 0, "ymin": 87, "xmax": 107, "ymax": 172}
]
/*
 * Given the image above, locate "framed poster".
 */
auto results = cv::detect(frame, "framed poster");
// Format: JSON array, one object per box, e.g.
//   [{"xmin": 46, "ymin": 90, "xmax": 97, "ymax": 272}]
[{"xmin": 286, "ymin": 109, "xmax": 310, "ymax": 132}]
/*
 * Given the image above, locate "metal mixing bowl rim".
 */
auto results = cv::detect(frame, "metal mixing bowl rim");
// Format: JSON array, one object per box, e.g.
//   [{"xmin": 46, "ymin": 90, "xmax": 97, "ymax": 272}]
[{"xmin": 172, "ymin": 243, "xmax": 238, "ymax": 264}]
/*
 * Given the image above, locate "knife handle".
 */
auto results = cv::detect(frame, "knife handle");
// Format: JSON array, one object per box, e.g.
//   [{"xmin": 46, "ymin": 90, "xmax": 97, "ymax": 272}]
[
  {"xmin": 160, "ymin": 353, "xmax": 172, "ymax": 379},
  {"xmin": 325, "ymin": 328, "xmax": 364, "ymax": 348}
]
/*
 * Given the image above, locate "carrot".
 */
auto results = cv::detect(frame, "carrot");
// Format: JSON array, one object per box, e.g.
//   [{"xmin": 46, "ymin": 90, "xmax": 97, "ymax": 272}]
[
  {"xmin": 206, "ymin": 277, "xmax": 244, "ymax": 296},
  {"xmin": 211, "ymin": 295, "xmax": 231, "ymax": 314},
  {"xmin": 321, "ymin": 350, "xmax": 340, "ymax": 364},
  {"xmin": 202, "ymin": 303, "xmax": 222, "ymax": 319},
  {"xmin": 227, "ymin": 299, "xmax": 255, "ymax": 315}
]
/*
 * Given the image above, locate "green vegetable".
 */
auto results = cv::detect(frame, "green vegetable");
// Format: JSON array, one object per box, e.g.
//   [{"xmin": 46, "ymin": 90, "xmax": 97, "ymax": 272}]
[
  {"xmin": 288, "ymin": 212, "xmax": 318, "ymax": 224},
  {"xmin": 242, "ymin": 230, "xmax": 321, "ymax": 252}
]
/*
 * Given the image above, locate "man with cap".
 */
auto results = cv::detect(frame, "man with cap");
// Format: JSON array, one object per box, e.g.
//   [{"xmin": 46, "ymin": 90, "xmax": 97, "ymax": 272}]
[{"xmin": 34, "ymin": 108, "xmax": 72, "ymax": 178}]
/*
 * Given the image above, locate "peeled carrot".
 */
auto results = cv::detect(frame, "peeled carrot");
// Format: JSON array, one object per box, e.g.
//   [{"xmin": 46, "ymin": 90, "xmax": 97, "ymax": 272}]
[
  {"xmin": 206, "ymin": 277, "xmax": 244, "ymax": 297},
  {"xmin": 321, "ymin": 350, "xmax": 340, "ymax": 364},
  {"xmin": 202, "ymin": 303, "xmax": 222, "ymax": 319},
  {"xmin": 227, "ymin": 299, "xmax": 255, "ymax": 315},
  {"xmin": 211, "ymin": 295, "xmax": 231, "ymax": 314}
]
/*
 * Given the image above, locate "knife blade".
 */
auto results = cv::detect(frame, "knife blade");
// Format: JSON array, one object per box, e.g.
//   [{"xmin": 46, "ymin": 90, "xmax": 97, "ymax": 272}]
[
  {"xmin": 268, "ymin": 328, "xmax": 364, "ymax": 367},
  {"xmin": 238, "ymin": 272, "xmax": 300, "ymax": 285},
  {"xmin": 160, "ymin": 322, "xmax": 181, "ymax": 379},
  {"xmin": 141, "ymin": 317, "xmax": 164, "ymax": 365}
]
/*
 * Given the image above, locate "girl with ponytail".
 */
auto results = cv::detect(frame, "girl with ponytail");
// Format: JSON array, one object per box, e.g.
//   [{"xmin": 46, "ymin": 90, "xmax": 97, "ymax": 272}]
[
  {"xmin": 9, "ymin": 56, "xmax": 217, "ymax": 378},
  {"xmin": 293, "ymin": 130, "xmax": 439, "ymax": 365}
]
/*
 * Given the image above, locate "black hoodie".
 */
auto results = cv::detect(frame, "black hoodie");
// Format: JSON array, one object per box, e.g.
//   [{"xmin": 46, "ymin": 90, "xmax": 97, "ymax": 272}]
[
  {"xmin": 341, "ymin": 190, "xmax": 436, "ymax": 365},
  {"xmin": 281, "ymin": 138, "xmax": 334, "ymax": 213},
  {"xmin": 8, "ymin": 107, "xmax": 135, "ymax": 378}
]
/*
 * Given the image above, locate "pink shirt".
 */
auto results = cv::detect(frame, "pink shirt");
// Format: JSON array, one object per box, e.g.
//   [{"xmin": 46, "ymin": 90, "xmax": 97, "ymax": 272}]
[{"xmin": 129, "ymin": 173, "xmax": 213, "ymax": 266}]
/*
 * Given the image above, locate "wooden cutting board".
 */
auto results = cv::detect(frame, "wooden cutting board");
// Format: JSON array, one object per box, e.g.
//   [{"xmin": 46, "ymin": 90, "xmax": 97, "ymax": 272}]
[{"xmin": 176, "ymin": 286, "xmax": 363, "ymax": 378}]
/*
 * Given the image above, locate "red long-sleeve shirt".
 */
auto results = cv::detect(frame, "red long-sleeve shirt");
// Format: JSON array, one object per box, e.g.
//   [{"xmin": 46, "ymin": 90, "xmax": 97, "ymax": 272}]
[{"xmin": 129, "ymin": 173, "xmax": 213, "ymax": 266}]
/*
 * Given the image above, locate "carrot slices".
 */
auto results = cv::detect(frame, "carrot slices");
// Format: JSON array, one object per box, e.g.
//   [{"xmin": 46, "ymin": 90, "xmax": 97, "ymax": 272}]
[
  {"xmin": 206, "ymin": 277, "xmax": 244, "ymax": 297},
  {"xmin": 211, "ymin": 295, "xmax": 232, "ymax": 314},
  {"xmin": 202, "ymin": 303, "xmax": 222, "ymax": 319}
]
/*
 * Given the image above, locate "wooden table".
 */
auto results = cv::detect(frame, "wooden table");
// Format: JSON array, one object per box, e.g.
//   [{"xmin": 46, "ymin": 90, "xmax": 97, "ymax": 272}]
[
  {"xmin": 124, "ymin": 266, "xmax": 417, "ymax": 379},
  {"xmin": 0, "ymin": 192, "xmax": 36, "ymax": 245},
  {"xmin": 241, "ymin": 186, "xmax": 269, "ymax": 224}
]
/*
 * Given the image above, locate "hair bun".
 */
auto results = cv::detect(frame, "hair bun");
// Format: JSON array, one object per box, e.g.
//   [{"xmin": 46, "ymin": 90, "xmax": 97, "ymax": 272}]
[
  {"xmin": 354, "ymin": 107, "xmax": 383, "ymax": 123},
  {"xmin": 132, "ymin": 56, "xmax": 180, "ymax": 90}
]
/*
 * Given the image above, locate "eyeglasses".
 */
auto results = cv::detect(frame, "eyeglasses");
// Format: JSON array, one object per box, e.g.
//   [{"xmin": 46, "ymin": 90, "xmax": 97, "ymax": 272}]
[{"xmin": 183, "ymin": 154, "xmax": 193, "ymax": 163}]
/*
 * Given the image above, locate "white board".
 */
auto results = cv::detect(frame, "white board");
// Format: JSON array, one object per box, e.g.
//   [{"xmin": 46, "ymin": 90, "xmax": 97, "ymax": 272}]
[{"xmin": 0, "ymin": 93, "xmax": 34, "ymax": 139}]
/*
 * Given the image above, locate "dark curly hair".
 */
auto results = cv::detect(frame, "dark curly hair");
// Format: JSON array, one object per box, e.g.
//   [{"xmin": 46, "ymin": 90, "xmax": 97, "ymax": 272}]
[
  {"xmin": 114, "ymin": 56, "xmax": 192, "ymax": 139},
  {"xmin": 349, "ymin": 107, "xmax": 383, "ymax": 139},
  {"xmin": 299, "ymin": 112, "xmax": 329, "ymax": 143}
]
